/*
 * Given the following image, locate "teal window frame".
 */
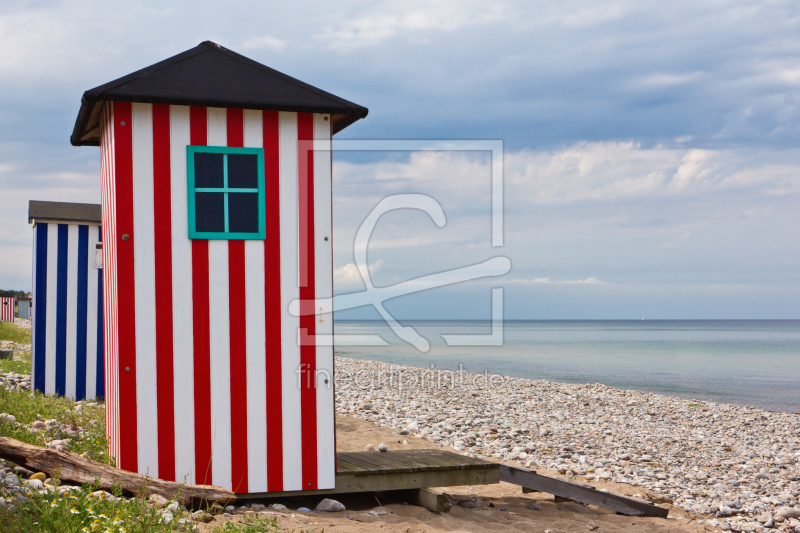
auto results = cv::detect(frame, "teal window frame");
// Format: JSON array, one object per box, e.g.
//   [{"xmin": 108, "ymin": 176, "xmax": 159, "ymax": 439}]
[{"xmin": 186, "ymin": 145, "xmax": 266, "ymax": 240}]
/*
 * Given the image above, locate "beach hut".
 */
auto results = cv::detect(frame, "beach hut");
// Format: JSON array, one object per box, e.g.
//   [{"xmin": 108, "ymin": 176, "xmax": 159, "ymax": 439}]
[
  {"xmin": 70, "ymin": 41, "xmax": 368, "ymax": 494},
  {"xmin": 29, "ymin": 200, "xmax": 104, "ymax": 401},
  {"xmin": 0, "ymin": 297, "xmax": 15, "ymax": 323},
  {"xmin": 16, "ymin": 298, "xmax": 32, "ymax": 320}
]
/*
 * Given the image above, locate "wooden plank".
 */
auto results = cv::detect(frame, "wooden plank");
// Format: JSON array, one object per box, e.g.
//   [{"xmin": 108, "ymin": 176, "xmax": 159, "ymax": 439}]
[
  {"xmin": 499, "ymin": 466, "xmax": 668, "ymax": 518},
  {"xmin": 239, "ymin": 466, "xmax": 499, "ymax": 499},
  {"xmin": 335, "ymin": 459, "xmax": 367, "ymax": 473},
  {"xmin": 388, "ymin": 451, "xmax": 490, "ymax": 470},
  {"xmin": 408, "ymin": 488, "xmax": 451, "ymax": 512},
  {"xmin": 335, "ymin": 453, "xmax": 396, "ymax": 473},
  {"xmin": 348, "ymin": 452, "xmax": 426, "ymax": 471}
]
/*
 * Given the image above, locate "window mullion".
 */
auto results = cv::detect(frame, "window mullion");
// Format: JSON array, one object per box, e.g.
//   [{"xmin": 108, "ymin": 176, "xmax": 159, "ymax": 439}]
[{"xmin": 224, "ymin": 154, "xmax": 229, "ymax": 233}]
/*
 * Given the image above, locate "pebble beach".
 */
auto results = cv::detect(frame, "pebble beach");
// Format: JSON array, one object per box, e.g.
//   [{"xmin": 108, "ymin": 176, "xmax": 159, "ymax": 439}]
[{"xmin": 335, "ymin": 356, "xmax": 800, "ymax": 532}]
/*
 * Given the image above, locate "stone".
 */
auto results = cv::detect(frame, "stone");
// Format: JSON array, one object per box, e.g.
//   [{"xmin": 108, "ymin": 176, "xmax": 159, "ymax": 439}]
[
  {"xmin": 23, "ymin": 479, "xmax": 43, "ymax": 489},
  {"xmin": 527, "ymin": 502, "xmax": 542, "ymax": 510},
  {"xmin": 378, "ymin": 443, "xmax": 388, "ymax": 452},
  {"xmin": 32, "ymin": 421, "xmax": 45, "ymax": 429},
  {"xmin": 268, "ymin": 503, "xmax": 287, "ymax": 510},
  {"xmin": 777, "ymin": 508, "xmax": 800, "ymax": 519},
  {"xmin": 0, "ymin": 413, "xmax": 16, "ymax": 424},
  {"xmin": 0, "ymin": 350, "xmax": 12, "ymax": 360},
  {"xmin": 251, "ymin": 504, "xmax": 265, "ymax": 511},
  {"xmin": 457, "ymin": 497, "xmax": 480, "ymax": 508},
  {"xmin": 316, "ymin": 498, "xmax": 346, "ymax": 512},
  {"xmin": 29, "ymin": 473, "xmax": 46, "ymax": 482},
  {"xmin": 297, "ymin": 507, "xmax": 311, "ymax": 512},
  {"xmin": 149, "ymin": 494, "xmax": 169, "ymax": 506},
  {"xmin": 13, "ymin": 467, "xmax": 32, "ymax": 478},
  {"xmin": 364, "ymin": 444, "xmax": 375, "ymax": 451}
]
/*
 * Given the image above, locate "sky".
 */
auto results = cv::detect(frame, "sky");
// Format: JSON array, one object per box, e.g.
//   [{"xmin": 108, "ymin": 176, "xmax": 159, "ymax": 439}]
[{"xmin": 0, "ymin": 0, "xmax": 798, "ymax": 319}]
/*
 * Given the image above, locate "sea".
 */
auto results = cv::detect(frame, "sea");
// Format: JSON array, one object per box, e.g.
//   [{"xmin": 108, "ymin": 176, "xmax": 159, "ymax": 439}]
[{"xmin": 333, "ymin": 320, "xmax": 800, "ymax": 414}]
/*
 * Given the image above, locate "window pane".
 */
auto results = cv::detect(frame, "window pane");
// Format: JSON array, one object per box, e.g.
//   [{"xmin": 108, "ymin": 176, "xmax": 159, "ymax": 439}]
[
  {"xmin": 228, "ymin": 193, "xmax": 259, "ymax": 234},
  {"xmin": 195, "ymin": 192, "xmax": 225, "ymax": 232},
  {"xmin": 228, "ymin": 154, "xmax": 259, "ymax": 188},
  {"xmin": 194, "ymin": 152, "xmax": 224, "ymax": 188}
]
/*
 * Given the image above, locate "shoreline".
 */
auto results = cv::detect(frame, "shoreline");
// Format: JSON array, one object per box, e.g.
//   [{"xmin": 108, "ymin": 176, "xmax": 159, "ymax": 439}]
[
  {"xmin": 335, "ymin": 356, "xmax": 800, "ymax": 530},
  {"xmin": 335, "ymin": 351, "xmax": 800, "ymax": 415}
]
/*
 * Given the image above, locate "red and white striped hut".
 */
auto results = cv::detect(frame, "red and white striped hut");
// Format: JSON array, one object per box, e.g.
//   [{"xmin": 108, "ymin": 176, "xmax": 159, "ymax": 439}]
[
  {"xmin": 70, "ymin": 41, "xmax": 368, "ymax": 494},
  {"xmin": 0, "ymin": 297, "xmax": 15, "ymax": 323}
]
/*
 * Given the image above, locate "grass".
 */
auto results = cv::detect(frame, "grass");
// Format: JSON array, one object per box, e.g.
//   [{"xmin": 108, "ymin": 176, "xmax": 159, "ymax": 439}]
[
  {"xmin": 211, "ymin": 515, "xmax": 282, "ymax": 532},
  {"xmin": 0, "ymin": 327, "xmax": 294, "ymax": 533},
  {"xmin": 0, "ymin": 321, "xmax": 31, "ymax": 374},
  {"xmin": 0, "ymin": 387, "xmax": 113, "ymax": 465},
  {"xmin": 0, "ymin": 478, "xmax": 189, "ymax": 533},
  {"xmin": 0, "ymin": 321, "xmax": 31, "ymax": 344}
]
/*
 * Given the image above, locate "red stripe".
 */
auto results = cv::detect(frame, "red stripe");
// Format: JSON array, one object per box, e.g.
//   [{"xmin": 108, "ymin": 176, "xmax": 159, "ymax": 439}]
[
  {"xmin": 263, "ymin": 110, "xmax": 283, "ymax": 491},
  {"xmin": 190, "ymin": 106, "xmax": 213, "ymax": 485},
  {"xmin": 227, "ymin": 108, "xmax": 249, "ymax": 493},
  {"xmin": 114, "ymin": 101, "xmax": 138, "ymax": 473},
  {"xmin": 298, "ymin": 112, "xmax": 318, "ymax": 490},
  {"xmin": 152, "ymin": 104, "xmax": 176, "ymax": 481}
]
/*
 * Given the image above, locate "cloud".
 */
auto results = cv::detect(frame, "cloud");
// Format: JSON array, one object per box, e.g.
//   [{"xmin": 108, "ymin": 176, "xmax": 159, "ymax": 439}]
[
  {"xmin": 505, "ymin": 277, "xmax": 608, "ymax": 285},
  {"xmin": 317, "ymin": 0, "xmax": 509, "ymax": 50},
  {"xmin": 240, "ymin": 34, "xmax": 288, "ymax": 50},
  {"xmin": 334, "ymin": 260, "xmax": 385, "ymax": 288}
]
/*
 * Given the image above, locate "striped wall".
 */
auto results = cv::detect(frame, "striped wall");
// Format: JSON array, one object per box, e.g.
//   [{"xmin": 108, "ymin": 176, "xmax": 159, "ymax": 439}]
[
  {"xmin": 0, "ymin": 297, "xmax": 14, "ymax": 323},
  {"xmin": 100, "ymin": 101, "xmax": 334, "ymax": 493},
  {"xmin": 31, "ymin": 223, "xmax": 104, "ymax": 401},
  {"xmin": 17, "ymin": 300, "xmax": 32, "ymax": 320}
]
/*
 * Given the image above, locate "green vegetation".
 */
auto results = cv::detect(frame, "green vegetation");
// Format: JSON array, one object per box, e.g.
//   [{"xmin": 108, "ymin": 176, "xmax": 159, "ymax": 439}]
[
  {"xmin": 0, "ymin": 321, "xmax": 31, "ymax": 344},
  {"xmin": 0, "ymin": 387, "xmax": 113, "ymax": 466},
  {"xmin": 0, "ymin": 290, "xmax": 26, "ymax": 299},
  {"xmin": 0, "ymin": 356, "xmax": 29, "ymax": 375},
  {"xmin": 211, "ymin": 515, "xmax": 282, "ymax": 532},
  {"xmin": 0, "ymin": 479, "xmax": 188, "ymax": 533}
]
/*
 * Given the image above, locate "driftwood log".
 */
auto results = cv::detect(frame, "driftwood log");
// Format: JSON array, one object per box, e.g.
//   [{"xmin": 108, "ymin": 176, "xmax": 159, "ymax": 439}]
[{"xmin": 0, "ymin": 437, "xmax": 236, "ymax": 505}]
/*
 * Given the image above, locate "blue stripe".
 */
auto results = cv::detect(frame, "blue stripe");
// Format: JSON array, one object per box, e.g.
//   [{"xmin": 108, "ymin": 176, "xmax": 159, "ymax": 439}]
[
  {"xmin": 55, "ymin": 224, "xmax": 68, "ymax": 397},
  {"xmin": 75, "ymin": 225, "xmax": 89, "ymax": 401},
  {"xmin": 96, "ymin": 226, "xmax": 105, "ymax": 399},
  {"xmin": 33, "ymin": 224, "xmax": 48, "ymax": 394}
]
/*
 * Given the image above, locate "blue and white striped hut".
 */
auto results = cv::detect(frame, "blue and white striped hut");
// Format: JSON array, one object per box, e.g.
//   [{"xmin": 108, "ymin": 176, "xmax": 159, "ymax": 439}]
[{"xmin": 29, "ymin": 201, "xmax": 104, "ymax": 400}]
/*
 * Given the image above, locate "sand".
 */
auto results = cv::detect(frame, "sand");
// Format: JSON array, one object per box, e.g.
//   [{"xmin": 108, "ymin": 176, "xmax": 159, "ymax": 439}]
[{"xmin": 207, "ymin": 414, "xmax": 706, "ymax": 533}]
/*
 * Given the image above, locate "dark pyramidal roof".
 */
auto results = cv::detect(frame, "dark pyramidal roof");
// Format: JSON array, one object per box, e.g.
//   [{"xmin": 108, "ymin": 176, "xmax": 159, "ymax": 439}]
[
  {"xmin": 71, "ymin": 41, "xmax": 368, "ymax": 146},
  {"xmin": 29, "ymin": 200, "xmax": 102, "ymax": 224}
]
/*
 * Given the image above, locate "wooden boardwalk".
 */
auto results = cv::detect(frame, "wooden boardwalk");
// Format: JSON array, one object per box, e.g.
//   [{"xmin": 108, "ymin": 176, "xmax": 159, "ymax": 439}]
[{"xmin": 242, "ymin": 450, "xmax": 499, "ymax": 498}]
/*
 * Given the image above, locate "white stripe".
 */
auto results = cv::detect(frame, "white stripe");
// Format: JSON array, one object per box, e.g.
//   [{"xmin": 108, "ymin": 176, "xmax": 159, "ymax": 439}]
[
  {"xmin": 278, "ymin": 111, "xmax": 302, "ymax": 491},
  {"xmin": 207, "ymin": 107, "xmax": 232, "ymax": 490},
  {"xmin": 313, "ymin": 113, "xmax": 336, "ymax": 489},
  {"xmin": 243, "ymin": 109, "xmax": 269, "ymax": 492},
  {"xmin": 65, "ymin": 224, "xmax": 79, "ymax": 399},
  {"xmin": 45, "ymin": 223, "xmax": 59, "ymax": 395},
  {"xmin": 170, "ymin": 105, "xmax": 196, "ymax": 484},
  {"xmin": 86, "ymin": 225, "xmax": 99, "ymax": 400},
  {"xmin": 132, "ymin": 103, "xmax": 159, "ymax": 478},
  {"xmin": 208, "ymin": 241, "xmax": 232, "ymax": 490}
]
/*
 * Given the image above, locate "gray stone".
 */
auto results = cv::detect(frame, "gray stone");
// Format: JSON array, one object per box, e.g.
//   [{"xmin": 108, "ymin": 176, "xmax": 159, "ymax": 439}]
[
  {"xmin": 297, "ymin": 507, "xmax": 311, "ymax": 512},
  {"xmin": 527, "ymin": 502, "xmax": 542, "ymax": 510},
  {"xmin": 316, "ymin": 498, "xmax": 346, "ymax": 512},
  {"xmin": 777, "ymin": 508, "xmax": 800, "ymax": 519},
  {"xmin": 268, "ymin": 503, "xmax": 287, "ymax": 510}
]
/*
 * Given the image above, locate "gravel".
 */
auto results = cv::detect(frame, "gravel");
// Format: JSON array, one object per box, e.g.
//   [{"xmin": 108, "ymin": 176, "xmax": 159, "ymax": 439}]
[{"xmin": 335, "ymin": 356, "xmax": 800, "ymax": 531}]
